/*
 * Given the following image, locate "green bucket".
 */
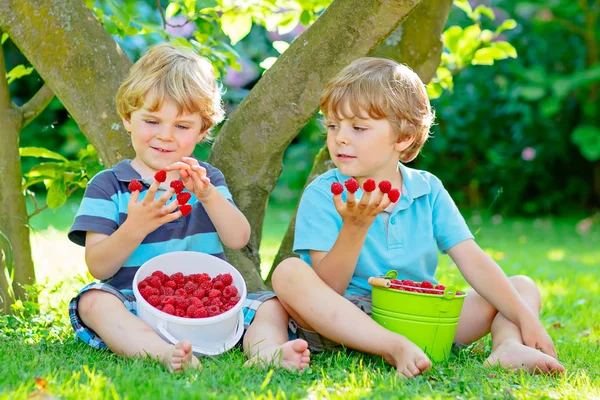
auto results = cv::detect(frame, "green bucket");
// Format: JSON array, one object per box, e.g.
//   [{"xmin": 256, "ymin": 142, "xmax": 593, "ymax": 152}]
[{"xmin": 370, "ymin": 272, "xmax": 467, "ymax": 362}]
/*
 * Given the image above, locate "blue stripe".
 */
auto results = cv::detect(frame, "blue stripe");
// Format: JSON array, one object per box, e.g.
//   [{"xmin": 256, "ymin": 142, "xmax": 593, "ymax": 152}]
[
  {"xmin": 77, "ymin": 197, "xmax": 119, "ymax": 221},
  {"xmin": 123, "ymin": 232, "xmax": 224, "ymax": 266},
  {"xmin": 215, "ymin": 185, "xmax": 232, "ymax": 200}
]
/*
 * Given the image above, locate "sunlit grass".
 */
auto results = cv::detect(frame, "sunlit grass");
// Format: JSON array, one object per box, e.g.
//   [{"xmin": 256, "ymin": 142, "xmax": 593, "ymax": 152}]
[{"xmin": 1, "ymin": 201, "xmax": 599, "ymax": 399}]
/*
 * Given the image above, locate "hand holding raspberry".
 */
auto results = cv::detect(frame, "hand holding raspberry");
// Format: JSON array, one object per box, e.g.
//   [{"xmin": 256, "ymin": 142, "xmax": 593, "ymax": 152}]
[
  {"xmin": 125, "ymin": 180, "xmax": 180, "ymax": 237},
  {"xmin": 165, "ymin": 157, "xmax": 214, "ymax": 201}
]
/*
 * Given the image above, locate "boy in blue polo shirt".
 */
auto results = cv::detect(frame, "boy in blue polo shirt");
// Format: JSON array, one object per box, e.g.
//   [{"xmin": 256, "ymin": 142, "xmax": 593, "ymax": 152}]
[
  {"xmin": 272, "ymin": 57, "xmax": 564, "ymax": 378},
  {"xmin": 68, "ymin": 43, "xmax": 310, "ymax": 373}
]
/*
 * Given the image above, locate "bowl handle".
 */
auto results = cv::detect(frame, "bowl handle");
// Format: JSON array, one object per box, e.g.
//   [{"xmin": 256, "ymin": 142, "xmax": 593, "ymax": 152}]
[{"xmin": 156, "ymin": 311, "xmax": 245, "ymax": 356}]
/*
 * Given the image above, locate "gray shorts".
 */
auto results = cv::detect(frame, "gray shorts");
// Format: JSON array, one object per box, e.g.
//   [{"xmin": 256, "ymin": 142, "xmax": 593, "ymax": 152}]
[{"xmin": 288, "ymin": 294, "xmax": 371, "ymax": 352}]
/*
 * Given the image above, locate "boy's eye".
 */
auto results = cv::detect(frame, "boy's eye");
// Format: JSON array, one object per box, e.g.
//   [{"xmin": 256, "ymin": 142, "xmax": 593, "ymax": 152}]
[
  {"xmin": 327, "ymin": 124, "xmax": 338, "ymax": 130},
  {"xmin": 144, "ymin": 120, "xmax": 158, "ymax": 125},
  {"xmin": 354, "ymin": 126, "xmax": 366, "ymax": 132},
  {"xmin": 176, "ymin": 125, "xmax": 190, "ymax": 130}
]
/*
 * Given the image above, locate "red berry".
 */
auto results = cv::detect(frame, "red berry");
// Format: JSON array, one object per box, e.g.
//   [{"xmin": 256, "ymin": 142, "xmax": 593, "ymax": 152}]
[
  {"xmin": 210, "ymin": 298, "xmax": 223, "ymax": 307},
  {"xmin": 421, "ymin": 281, "xmax": 434, "ymax": 289},
  {"xmin": 344, "ymin": 178, "xmax": 359, "ymax": 193},
  {"xmin": 228, "ymin": 296, "xmax": 240, "ymax": 306},
  {"xmin": 183, "ymin": 281, "xmax": 198, "ymax": 294},
  {"xmin": 202, "ymin": 297, "xmax": 211, "ymax": 305},
  {"xmin": 207, "ymin": 305, "xmax": 220, "ymax": 317},
  {"xmin": 200, "ymin": 281, "xmax": 212, "ymax": 291},
  {"xmin": 192, "ymin": 288, "xmax": 206, "ymax": 299},
  {"xmin": 378, "ymin": 180, "xmax": 392, "ymax": 193},
  {"xmin": 186, "ymin": 305, "xmax": 198, "ymax": 318},
  {"xmin": 170, "ymin": 180, "xmax": 184, "ymax": 194},
  {"xmin": 435, "ymin": 284, "xmax": 446, "ymax": 291},
  {"xmin": 154, "ymin": 170, "xmax": 167, "ymax": 183},
  {"xmin": 194, "ymin": 307, "xmax": 208, "ymax": 318},
  {"xmin": 388, "ymin": 188, "xmax": 401, "ymax": 203},
  {"xmin": 170, "ymin": 272, "xmax": 185, "ymax": 285},
  {"xmin": 401, "ymin": 280, "xmax": 417, "ymax": 287},
  {"xmin": 221, "ymin": 273, "xmax": 233, "ymax": 286},
  {"xmin": 180, "ymin": 204, "xmax": 192, "ymax": 216},
  {"xmin": 163, "ymin": 304, "xmax": 175, "ymax": 315},
  {"xmin": 222, "ymin": 285, "xmax": 238, "ymax": 298},
  {"xmin": 457, "ymin": 291, "xmax": 465, "ymax": 296},
  {"xmin": 138, "ymin": 281, "xmax": 148, "ymax": 290},
  {"xmin": 175, "ymin": 288, "xmax": 187, "ymax": 297},
  {"xmin": 159, "ymin": 287, "xmax": 175, "ymax": 296},
  {"xmin": 164, "ymin": 280, "xmax": 177, "ymax": 289},
  {"xmin": 161, "ymin": 296, "xmax": 176, "ymax": 306},
  {"xmin": 128, "ymin": 179, "xmax": 143, "ymax": 192},
  {"xmin": 151, "ymin": 270, "xmax": 168, "ymax": 282},
  {"xmin": 174, "ymin": 296, "xmax": 191, "ymax": 310},
  {"xmin": 208, "ymin": 289, "xmax": 221, "ymax": 299},
  {"xmin": 363, "ymin": 178, "xmax": 376, "ymax": 192},
  {"xmin": 147, "ymin": 276, "xmax": 162, "ymax": 289},
  {"xmin": 177, "ymin": 192, "xmax": 192, "ymax": 205},
  {"xmin": 147, "ymin": 295, "xmax": 161, "ymax": 307},
  {"xmin": 213, "ymin": 281, "xmax": 225, "ymax": 291},
  {"xmin": 176, "ymin": 308, "xmax": 186, "ymax": 317},
  {"xmin": 331, "ymin": 182, "xmax": 344, "ymax": 195},
  {"xmin": 198, "ymin": 273, "xmax": 211, "ymax": 283},
  {"xmin": 189, "ymin": 297, "xmax": 203, "ymax": 308}
]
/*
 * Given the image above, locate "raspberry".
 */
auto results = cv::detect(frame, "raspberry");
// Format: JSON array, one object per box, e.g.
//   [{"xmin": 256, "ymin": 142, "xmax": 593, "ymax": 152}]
[
  {"xmin": 331, "ymin": 182, "xmax": 344, "ymax": 195},
  {"xmin": 164, "ymin": 280, "xmax": 177, "ymax": 289},
  {"xmin": 222, "ymin": 285, "xmax": 238, "ymax": 298},
  {"xmin": 175, "ymin": 288, "xmax": 187, "ymax": 297},
  {"xmin": 387, "ymin": 188, "xmax": 400, "ymax": 203},
  {"xmin": 229, "ymin": 296, "xmax": 240, "ymax": 306},
  {"xmin": 159, "ymin": 287, "xmax": 175, "ymax": 296},
  {"xmin": 170, "ymin": 272, "xmax": 185, "ymax": 285},
  {"xmin": 207, "ymin": 305, "xmax": 220, "ymax": 317},
  {"xmin": 140, "ymin": 288, "xmax": 154, "ymax": 300},
  {"xmin": 223, "ymin": 303, "xmax": 234, "ymax": 312},
  {"xmin": 208, "ymin": 289, "xmax": 221, "ymax": 299},
  {"xmin": 192, "ymin": 288, "xmax": 206, "ymax": 299},
  {"xmin": 180, "ymin": 204, "xmax": 192, "ymax": 217},
  {"xmin": 401, "ymin": 280, "xmax": 417, "ymax": 287},
  {"xmin": 186, "ymin": 305, "xmax": 198, "ymax": 318},
  {"xmin": 189, "ymin": 297, "xmax": 203, "ymax": 308},
  {"xmin": 147, "ymin": 276, "xmax": 162, "ymax": 289},
  {"xmin": 176, "ymin": 308, "xmax": 186, "ymax": 318},
  {"xmin": 344, "ymin": 178, "xmax": 359, "ymax": 193},
  {"xmin": 457, "ymin": 291, "xmax": 465, "ymax": 296},
  {"xmin": 194, "ymin": 307, "xmax": 208, "ymax": 318},
  {"xmin": 147, "ymin": 295, "xmax": 161, "ymax": 307},
  {"xmin": 435, "ymin": 284, "xmax": 446, "ymax": 291},
  {"xmin": 202, "ymin": 297, "xmax": 211, "ymax": 305},
  {"xmin": 378, "ymin": 180, "xmax": 392, "ymax": 193},
  {"xmin": 151, "ymin": 270, "xmax": 168, "ymax": 282},
  {"xmin": 170, "ymin": 180, "xmax": 184, "ymax": 194},
  {"xmin": 198, "ymin": 273, "xmax": 211, "ymax": 283},
  {"xmin": 128, "ymin": 179, "xmax": 143, "ymax": 192},
  {"xmin": 138, "ymin": 281, "xmax": 148, "ymax": 290},
  {"xmin": 177, "ymin": 192, "xmax": 192, "ymax": 205},
  {"xmin": 161, "ymin": 296, "xmax": 176, "ymax": 306},
  {"xmin": 154, "ymin": 170, "xmax": 167, "ymax": 183},
  {"xmin": 200, "ymin": 281, "xmax": 212, "ymax": 291},
  {"xmin": 183, "ymin": 282, "xmax": 198, "ymax": 293},
  {"xmin": 210, "ymin": 298, "xmax": 223, "ymax": 307},
  {"xmin": 174, "ymin": 296, "xmax": 191, "ymax": 310},
  {"xmin": 212, "ymin": 281, "xmax": 225, "ymax": 291},
  {"xmin": 421, "ymin": 281, "xmax": 434, "ymax": 289},
  {"xmin": 220, "ymin": 273, "xmax": 233, "ymax": 286},
  {"xmin": 363, "ymin": 178, "xmax": 376, "ymax": 193},
  {"xmin": 212, "ymin": 274, "xmax": 223, "ymax": 283},
  {"xmin": 163, "ymin": 304, "xmax": 175, "ymax": 315}
]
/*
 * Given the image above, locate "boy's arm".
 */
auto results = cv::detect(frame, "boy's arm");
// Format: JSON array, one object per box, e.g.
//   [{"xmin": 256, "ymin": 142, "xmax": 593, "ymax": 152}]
[
  {"xmin": 85, "ymin": 182, "xmax": 180, "ymax": 280},
  {"xmin": 447, "ymin": 239, "xmax": 557, "ymax": 358},
  {"xmin": 197, "ymin": 188, "xmax": 250, "ymax": 250}
]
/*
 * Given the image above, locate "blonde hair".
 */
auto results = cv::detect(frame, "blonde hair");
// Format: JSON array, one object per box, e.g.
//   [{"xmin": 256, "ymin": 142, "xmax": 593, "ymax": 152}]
[
  {"xmin": 320, "ymin": 57, "xmax": 434, "ymax": 163},
  {"xmin": 116, "ymin": 43, "xmax": 224, "ymax": 137}
]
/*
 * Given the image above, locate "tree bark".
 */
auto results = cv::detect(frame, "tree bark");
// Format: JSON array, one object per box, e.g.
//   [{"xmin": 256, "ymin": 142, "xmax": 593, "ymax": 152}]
[
  {"xmin": 0, "ymin": 40, "xmax": 35, "ymax": 307},
  {"xmin": 268, "ymin": 0, "xmax": 453, "ymax": 281},
  {"xmin": 210, "ymin": 0, "xmax": 421, "ymax": 290},
  {"xmin": 0, "ymin": 0, "xmax": 135, "ymax": 167}
]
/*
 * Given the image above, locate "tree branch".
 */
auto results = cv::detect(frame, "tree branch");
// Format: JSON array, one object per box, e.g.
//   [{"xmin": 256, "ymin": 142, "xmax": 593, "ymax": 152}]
[{"xmin": 19, "ymin": 83, "xmax": 54, "ymax": 129}]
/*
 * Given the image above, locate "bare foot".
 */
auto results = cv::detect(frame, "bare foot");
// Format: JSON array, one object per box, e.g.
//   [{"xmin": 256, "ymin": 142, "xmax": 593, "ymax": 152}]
[
  {"xmin": 485, "ymin": 340, "xmax": 565, "ymax": 375},
  {"xmin": 244, "ymin": 339, "xmax": 311, "ymax": 372},
  {"xmin": 385, "ymin": 337, "xmax": 432, "ymax": 379},
  {"xmin": 163, "ymin": 340, "xmax": 202, "ymax": 373}
]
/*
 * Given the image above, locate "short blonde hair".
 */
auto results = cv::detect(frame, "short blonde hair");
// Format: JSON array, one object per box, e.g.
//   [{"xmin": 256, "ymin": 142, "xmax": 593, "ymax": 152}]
[
  {"xmin": 320, "ymin": 57, "xmax": 434, "ymax": 163},
  {"xmin": 116, "ymin": 43, "xmax": 224, "ymax": 136}
]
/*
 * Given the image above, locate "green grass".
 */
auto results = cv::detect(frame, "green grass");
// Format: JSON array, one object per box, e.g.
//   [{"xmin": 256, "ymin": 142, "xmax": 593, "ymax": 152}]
[{"xmin": 1, "ymin": 202, "xmax": 599, "ymax": 399}]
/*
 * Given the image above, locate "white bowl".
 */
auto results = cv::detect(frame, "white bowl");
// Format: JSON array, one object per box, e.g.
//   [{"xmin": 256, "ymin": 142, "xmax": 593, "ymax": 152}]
[{"xmin": 132, "ymin": 251, "xmax": 247, "ymax": 356}]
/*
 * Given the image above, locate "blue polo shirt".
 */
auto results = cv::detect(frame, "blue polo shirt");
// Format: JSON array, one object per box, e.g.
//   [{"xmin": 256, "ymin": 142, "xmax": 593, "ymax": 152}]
[
  {"xmin": 293, "ymin": 163, "xmax": 473, "ymax": 296},
  {"xmin": 68, "ymin": 160, "xmax": 233, "ymax": 291}
]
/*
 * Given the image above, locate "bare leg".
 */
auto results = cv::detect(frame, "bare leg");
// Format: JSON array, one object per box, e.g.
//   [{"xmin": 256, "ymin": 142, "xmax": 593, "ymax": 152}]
[
  {"xmin": 454, "ymin": 275, "xmax": 564, "ymax": 375},
  {"xmin": 243, "ymin": 298, "xmax": 310, "ymax": 371},
  {"xmin": 78, "ymin": 290, "xmax": 201, "ymax": 373},
  {"xmin": 272, "ymin": 258, "xmax": 431, "ymax": 379}
]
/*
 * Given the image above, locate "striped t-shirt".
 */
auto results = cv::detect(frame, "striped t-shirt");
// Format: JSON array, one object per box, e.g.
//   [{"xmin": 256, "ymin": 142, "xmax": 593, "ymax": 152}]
[{"xmin": 68, "ymin": 160, "xmax": 233, "ymax": 291}]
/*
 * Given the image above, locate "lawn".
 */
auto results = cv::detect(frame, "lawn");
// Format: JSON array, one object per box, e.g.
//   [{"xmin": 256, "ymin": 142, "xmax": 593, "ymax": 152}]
[{"xmin": 1, "ymin": 201, "xmax": 599, "ymax": 399}]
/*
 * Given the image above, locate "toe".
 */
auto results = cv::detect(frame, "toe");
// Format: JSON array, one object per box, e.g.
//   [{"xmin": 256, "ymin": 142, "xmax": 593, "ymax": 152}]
[{"xmin": 292, "ymin": 339, "xmax": 309, "ymax": 353}]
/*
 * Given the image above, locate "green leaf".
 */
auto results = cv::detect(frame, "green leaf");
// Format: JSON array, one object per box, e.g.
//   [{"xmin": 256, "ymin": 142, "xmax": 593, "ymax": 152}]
[
  {"xmin": 195, "ymin": 0, "xmax": 218, "ymax": 10},
  {"xmin": 107, "ymin": 0, "xmax": 131, "ymax": 27},
  {"xmin": 47, "ymin": 179, "xmax": 67, "ymax": 210},
  {"xmin": 300, "ymin": 9, "xmax": 311, "ymax": 26},
  {"xmin": 552, "ymin": 63, "xmax": 600, "ymax": 99},
  {"xmin": 6, "ymin": 65, "xmax": 34, "ymax": 84},
  {"xmin": 454, "ymin": 0, "xmax": 474, "ymax": 19},
  {"xmin": 259, "ymin": 57, "xmax": 277, "ymax": 71},
  {"xmin": 24, "ymin": 162, "xmax": 64, "ymax": 179},
  {"xmin": 572, "ymin": 125, "xmax": 600, "ymax": 161},
  {"xmin": 474, "ymin": 5, "xmax": 495, "ymax": 21},
  {"xmin": 273, "ymin": 40, "xmax": 290, "ymax": 54},
  {"xmin": 517, "ymin": 86, "xmax": 546, "ymax": 101},
  {"xmin": 443, "ymin": 26, "xmax": 463, "ymax": 54},
  {"xmin": 539, "ymin": 96, "xmax": 561, "ymax": 117},
  {"xmin": 19, "ymin": 147, "xmax": 68, "ymax": 161},
  {"xmin": 165, "ymin": 2, "xmax": 181, "ymax": 18},
  {"xmin": 496, "ymin": 19, "xmax": 517, "ymax": 35},
  {"xmin": 491, "ymin": 41, "xmax": 517, "ymax": 58},
  {"xmin": 427, "ymin": 82, "xmax": 444, "ymax": 99},
  {"xmin": 221, "ymin": 12, "xmax": 252, "ymax": 45},
  {"xmin": 1, "ymin": 33, "xmax": 8, "ymax": 45}
]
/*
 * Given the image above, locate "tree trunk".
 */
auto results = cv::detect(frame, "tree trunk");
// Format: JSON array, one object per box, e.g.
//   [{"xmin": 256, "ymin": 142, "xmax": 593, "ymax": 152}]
[
  {"xmin": 0, "ymin": 41, "xmax": 35, "ymax": 308},
  {"xmin": 210, "ymin": 0, "xmax": 422, "ymax": 290},
  {"xmin": 268, "ymin": 0, "xmax": 453, "ymax": 281},
  {"xmin": 0, "ymin": 0, "xmax": 135, "ymax": 167}
]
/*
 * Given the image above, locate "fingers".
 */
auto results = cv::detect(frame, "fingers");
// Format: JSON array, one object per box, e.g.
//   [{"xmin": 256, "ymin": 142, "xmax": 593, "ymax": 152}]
[
  {"xmin": 141, "ymin": 180, "xmax": 160, "ymax": 205},
  {"xmin": 346, "ymin": 191, "xmax": 356, "ymax": 208},
  {"xmin": 332, "ymin": 193, "xmax": 345, "ymax": 213},
  {"xmin": 129, "ymin": 189, "xmax": 140, "ymax": 204},
  {"xmin": 165, "ymin": 161, "xmax": 192, "ymax": 172}
]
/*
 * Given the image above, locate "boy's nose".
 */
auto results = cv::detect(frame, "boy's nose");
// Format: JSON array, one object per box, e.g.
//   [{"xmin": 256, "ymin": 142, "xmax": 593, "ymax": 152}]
[
  {"xmin": 156, "ymin": 127, "xmax": 175, "ymax": 140},
  {"xmin": 336, "ymin": 128, "xmax": 350, "ymax": 145}
]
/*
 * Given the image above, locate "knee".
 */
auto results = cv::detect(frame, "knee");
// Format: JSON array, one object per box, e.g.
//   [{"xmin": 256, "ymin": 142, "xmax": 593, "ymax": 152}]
[
  {"xmin": 509, "ymin": 275, "xmax": 539, "ymax": 296},
  {"xmin": 271, "ymin": 257, "xmax": 309, "ymax": 294},
  {"xmin": 77, "ymin": 290, "xmax": 112, "ymax": 321}
]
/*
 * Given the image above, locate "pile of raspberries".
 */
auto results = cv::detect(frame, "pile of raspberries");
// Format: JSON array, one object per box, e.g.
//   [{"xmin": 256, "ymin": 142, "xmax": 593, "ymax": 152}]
[
  {"xmin": 128, "ymin": 170, "xmax": 193, "ymax": 216},
  {"xmin": 138, "ymin": 270, "xmax": 240, "ymax": 318},
  {"xmin": 331, "ymin": 178, "xmax": 401, "ymax": 203},
  {"xmin": 388, "ymin": 279, "xmax": 464, "ymax": 295}
]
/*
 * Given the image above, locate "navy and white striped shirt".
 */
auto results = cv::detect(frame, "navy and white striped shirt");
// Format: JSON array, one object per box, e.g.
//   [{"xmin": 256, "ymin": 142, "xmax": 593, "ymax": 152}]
[{"xmin": 68, "ymin": 160, "xmax": 233, "ymax": 291}]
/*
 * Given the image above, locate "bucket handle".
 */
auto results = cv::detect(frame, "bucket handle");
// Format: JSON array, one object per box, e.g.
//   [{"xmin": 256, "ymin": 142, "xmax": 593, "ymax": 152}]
[{"xmin": 156, "ymin": 311, "xmax": 244, "ymax": 356}]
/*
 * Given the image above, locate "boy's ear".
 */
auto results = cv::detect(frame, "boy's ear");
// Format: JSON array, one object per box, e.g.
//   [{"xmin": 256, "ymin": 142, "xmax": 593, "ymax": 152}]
[
  {"xmin": 122, "ymin": 118, "xmax": 132, "ymax": 132},
  {"xmin": 394, "ymin": 135, "xmax": 415, "ymax": 152},
  {"xmin": 197, "ymin": 130, "xmax": 207, "ymax": 143}
]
